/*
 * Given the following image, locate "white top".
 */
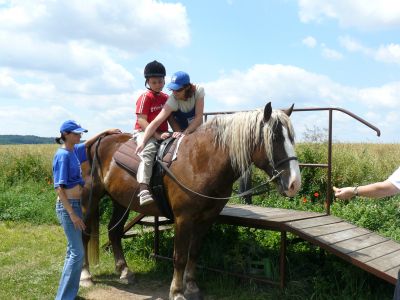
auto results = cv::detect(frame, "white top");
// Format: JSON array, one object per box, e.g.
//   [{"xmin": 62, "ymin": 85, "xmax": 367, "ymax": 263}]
[
  {"xmin": 388, "ymin": 167, "xmax": 400, "ymax": 190},
  {"xmin": 166, "ymin": 85, "xmax": 205, "ymax": 113}
]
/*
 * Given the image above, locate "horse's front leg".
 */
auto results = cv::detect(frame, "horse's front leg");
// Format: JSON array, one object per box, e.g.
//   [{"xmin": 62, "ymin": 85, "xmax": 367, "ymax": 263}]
[
  {"xmin": 183, "ymin": 218, "xmax": 216, "ymax": 300},
  {"xmin": 109, "ymin": 200, "xmax": 134, "ymax": 283},
  {"xmin": 170, "ymin": 216, "xmax": 193, "ymax": 300}
]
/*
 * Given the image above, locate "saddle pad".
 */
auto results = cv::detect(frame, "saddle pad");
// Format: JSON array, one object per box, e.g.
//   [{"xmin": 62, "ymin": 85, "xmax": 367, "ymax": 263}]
[{"xmin": 113, "ymin": 138, "xmax": 141, "ymax": 175}]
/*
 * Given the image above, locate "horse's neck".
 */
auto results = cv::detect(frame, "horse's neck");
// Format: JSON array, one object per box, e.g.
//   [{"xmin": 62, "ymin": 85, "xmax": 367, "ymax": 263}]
[{"xmin": 182, "ymin": 129, "xmax": 238, "ymax": 181}]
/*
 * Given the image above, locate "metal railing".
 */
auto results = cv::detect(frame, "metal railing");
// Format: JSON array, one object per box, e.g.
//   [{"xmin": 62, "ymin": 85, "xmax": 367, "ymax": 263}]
[{"xmin": 203, "ymin": 107, "xmax": 380, "ymax": 215}]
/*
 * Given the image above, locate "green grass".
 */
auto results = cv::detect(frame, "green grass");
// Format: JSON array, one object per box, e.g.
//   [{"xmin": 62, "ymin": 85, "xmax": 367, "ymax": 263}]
[{"xmin": 0, "ymin": 143, "xmax": 399, "ymax": 299}]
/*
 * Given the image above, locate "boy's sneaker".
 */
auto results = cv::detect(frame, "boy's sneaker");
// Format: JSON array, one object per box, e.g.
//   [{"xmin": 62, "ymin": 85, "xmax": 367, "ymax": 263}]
[{"xmin": 138, "ymin": 190, "xmax": 154, "ymax": 206}]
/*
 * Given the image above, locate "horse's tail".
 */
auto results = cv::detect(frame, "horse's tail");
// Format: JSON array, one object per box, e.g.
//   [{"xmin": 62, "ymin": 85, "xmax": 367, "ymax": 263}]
[{"xmin": 85, "ymin": 138, "xmax": 103, "ymax": 266}]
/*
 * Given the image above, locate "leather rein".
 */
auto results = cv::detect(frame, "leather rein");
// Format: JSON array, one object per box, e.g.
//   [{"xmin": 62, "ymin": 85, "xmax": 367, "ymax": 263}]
[{"xmin": 157, "ymin": 155, "xmax": 298, "ymax": 201}]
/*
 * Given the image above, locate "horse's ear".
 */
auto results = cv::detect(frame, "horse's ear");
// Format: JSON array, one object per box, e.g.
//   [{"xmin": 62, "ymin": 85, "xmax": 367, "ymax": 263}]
[
  {"xmin": 263, "ymin": 102, "xmax": 272, "ymax": 122},
  {"xmin": 283, "ymin": 103, "xmax": 294, "ymax": 116}
]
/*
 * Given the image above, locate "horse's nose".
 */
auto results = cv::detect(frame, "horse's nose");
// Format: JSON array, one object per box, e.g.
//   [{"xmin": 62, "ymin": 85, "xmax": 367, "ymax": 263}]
[{"xmin": 285, "ymin": 176, "xmax": 301, "ymax": 197}]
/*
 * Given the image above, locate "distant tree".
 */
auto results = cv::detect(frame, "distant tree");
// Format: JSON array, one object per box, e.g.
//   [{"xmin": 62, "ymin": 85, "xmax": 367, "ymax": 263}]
[{"xmin": 0, "ymin": 135, "xmax": 55, "ymax": 145}]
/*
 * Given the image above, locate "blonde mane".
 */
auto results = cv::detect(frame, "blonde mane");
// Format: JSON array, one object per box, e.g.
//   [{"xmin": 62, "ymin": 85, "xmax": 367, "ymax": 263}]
[{"xmin": 203, "ymin": 109, "xmax": 295, "ymax": 175}]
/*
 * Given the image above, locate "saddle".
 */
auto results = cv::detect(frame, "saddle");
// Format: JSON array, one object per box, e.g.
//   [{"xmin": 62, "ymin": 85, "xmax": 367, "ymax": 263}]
[{"xmin": 113, "ymin": 137, "xmax": 179, "ymax": 220}]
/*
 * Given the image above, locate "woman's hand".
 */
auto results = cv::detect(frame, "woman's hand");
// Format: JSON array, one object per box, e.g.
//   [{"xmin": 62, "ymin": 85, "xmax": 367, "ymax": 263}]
[
  {"xmin": 107, "ymin": 128, "xmax": 122, "ymax": 135},
  {"xmin": 135, "ymin": 142, "xmax": 144, "ymax": 155},
  {"xmin": 333, "ymin": 186, "xmax": 355, "ymax": 200},
  {"xmin": 172, "ymin": 132, "xmax": 185, "ymax": 138},
  {"xmin": 69, "ymin": 212, "xmax": 86, "ymax": 231}
]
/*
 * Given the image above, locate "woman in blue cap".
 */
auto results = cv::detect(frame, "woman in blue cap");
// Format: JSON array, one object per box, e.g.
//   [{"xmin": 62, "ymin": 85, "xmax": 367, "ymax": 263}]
[
  {"xmin": 53, "ymin": 120, "xmax": 120, "ymax": 300},
  {"xmin": 135, "ymin": 71, "xmax": 204, "ymax": 154}
]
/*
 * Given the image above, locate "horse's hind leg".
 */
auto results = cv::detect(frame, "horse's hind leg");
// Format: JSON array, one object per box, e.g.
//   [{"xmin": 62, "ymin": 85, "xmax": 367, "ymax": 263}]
[
  {"xmin": 109, "ymin": 199, "xmax": 134, "ymax": 283},
  {"xmin": 170, "ymin": 216, "xmax": 193, "ymax": 300}
]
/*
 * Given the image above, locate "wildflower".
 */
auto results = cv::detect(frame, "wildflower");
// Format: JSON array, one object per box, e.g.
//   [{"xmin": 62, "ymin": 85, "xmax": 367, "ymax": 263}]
[
  {"xmin": 314, "ymin": 192, "xmax": 319, "ymax": 197},
  {"xmin": 302, "ymin": 197, "xmax": 307, "ymax": 203}
]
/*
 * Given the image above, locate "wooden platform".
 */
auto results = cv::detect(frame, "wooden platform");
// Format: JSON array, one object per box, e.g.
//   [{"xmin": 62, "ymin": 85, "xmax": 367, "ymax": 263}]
[{"xmin": 218, "ymin": 204, "xmax": 399, "ymax": 285}]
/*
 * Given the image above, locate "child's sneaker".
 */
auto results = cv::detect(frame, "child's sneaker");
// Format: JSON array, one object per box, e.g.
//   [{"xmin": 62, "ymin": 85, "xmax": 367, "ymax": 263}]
[{"xmin": 138, "ymin": 190, "xmax": 154, "ymax": 206}]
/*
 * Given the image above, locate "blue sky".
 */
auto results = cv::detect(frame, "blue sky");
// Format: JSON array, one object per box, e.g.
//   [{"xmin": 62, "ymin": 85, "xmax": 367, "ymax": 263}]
[{"xmin": 0, "ymin": 0, "xmax": 399, "ymax": 142}]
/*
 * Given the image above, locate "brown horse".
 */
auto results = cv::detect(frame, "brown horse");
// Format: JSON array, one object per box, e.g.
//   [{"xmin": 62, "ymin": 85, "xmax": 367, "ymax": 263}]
[{"xmin": 80, "ymin": 102, "xmax": 301, "ymax": 300}]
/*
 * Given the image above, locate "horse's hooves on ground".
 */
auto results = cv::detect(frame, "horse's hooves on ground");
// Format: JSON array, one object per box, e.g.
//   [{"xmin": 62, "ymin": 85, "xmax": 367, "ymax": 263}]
[
  {"xmin": 170, "ymin": 293, "xmax": 186, "ymax": 300},
  {"xmin": 80, "ymin": 278, "xmax": 94, "ymax": 288},
  {"xmin": 119, "ymin": 267, "xmax": 135, "ymax": 284},
  {"xmin": 184, "ymin": 291, "xmax": 203, "ymax": 300}
]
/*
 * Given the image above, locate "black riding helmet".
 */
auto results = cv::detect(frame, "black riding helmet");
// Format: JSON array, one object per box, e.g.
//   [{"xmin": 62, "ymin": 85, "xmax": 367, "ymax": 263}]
[{"xmin": 144, "ymin": 60, "xmax": 166, "ymax": 78}]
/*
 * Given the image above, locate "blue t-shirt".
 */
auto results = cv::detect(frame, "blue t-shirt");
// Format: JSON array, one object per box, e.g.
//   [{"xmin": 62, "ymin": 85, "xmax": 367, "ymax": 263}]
[{"xmin": 53, "ymin": 143, "xmax": 87, "ymax": 189}]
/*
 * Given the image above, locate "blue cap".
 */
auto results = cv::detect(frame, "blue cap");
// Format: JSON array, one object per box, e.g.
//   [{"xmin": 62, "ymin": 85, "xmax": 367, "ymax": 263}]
[
  {"xmin": 60, "ymin": 120, "xmax": 88, "ymax": 134},
  {"xmin": 167, "ymin": 71, "xmax": 190, "ymax": 90}
]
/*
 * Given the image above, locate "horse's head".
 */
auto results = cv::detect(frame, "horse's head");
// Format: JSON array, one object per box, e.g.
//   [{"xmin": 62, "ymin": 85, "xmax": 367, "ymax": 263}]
[{"xmin": 252, "ymin": 102, "xmax": 301, "ymax": 197}]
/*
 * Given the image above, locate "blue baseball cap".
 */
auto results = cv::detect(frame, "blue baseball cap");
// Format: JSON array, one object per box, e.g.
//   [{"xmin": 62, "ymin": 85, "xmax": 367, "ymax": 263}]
[
  {"xmin": 167, "ymin": 71, "xmax": 190, "ymax": 90},
  {"xmin": 60, "ymin": 120, "xmax": 88, "ymax": 134}
]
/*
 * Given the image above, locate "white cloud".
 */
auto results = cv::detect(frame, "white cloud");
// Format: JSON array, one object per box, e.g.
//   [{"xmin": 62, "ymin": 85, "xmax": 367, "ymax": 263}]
[
  {"xmin": 302, "ymin": 36, "xmax": 317, "ymax": 48},
  {"xmin": 298, "ymin": 0, "xmax": 400, "ymax": 30},
  {"xmin": 321, "ymin": 45, "xmax": 343, "ymax": 60},
  {"xmin": 203, "ymin": 64, "xmax": 399, "ymax": 142},
  {"xmin": 0, "ymin": 0, "xmax": 191, "ymax": 136},
  {"xmin": 340, "ymin": 36, "xmax": 400, "ymax": 65},
  {"xmin": 0, "ymin": 0, "xmax": 190, "ymax": 53}
]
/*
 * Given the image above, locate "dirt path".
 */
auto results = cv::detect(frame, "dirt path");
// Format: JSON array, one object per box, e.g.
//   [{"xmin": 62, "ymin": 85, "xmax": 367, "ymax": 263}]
[{"xmin": 84, "ymin": 280, "xmax": 169, "ymax": 300}]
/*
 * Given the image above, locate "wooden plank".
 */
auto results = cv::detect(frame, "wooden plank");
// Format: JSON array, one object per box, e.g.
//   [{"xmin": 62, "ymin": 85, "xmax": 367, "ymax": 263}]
[
  {"xmin": 269, "ymin": 211, "xmax": 325, "ymax": 223},
  {"xmin": 331, "ymin": 233, "xmax": 389, "ymax": 254},
  {"xmin": 367, "ymin": 249, "xmax": 400, "ymax": 272},
  {"xmin": 286, "ymin": 215, "xmax": 342, "ymax": 229},
  {"xmin": 298, "ymin": 221, "xmax": 356, "ymax": 237},
  {"xmin": 386, "ymin": 267, "xmax": 400, "ymax": 279},
  {"xmin": 315, "ymin": 227, "xmax": 371, "ymax": 246},
  {"xmin": 348, "ymin": 240, "xmax": 400, "ymax": 263}
]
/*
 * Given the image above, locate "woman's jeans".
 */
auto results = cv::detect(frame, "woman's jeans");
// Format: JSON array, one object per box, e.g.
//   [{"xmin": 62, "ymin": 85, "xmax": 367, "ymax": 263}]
[{"xmin": 55, "ymin": 200, "xmax": 84, "ymax": 300}]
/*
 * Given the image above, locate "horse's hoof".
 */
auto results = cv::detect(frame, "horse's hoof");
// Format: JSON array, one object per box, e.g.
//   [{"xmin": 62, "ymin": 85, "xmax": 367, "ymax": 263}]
[
  {"xmin": 80, "ymin": 278, "xmax": 94, "ymax": 288},
  {"xmin": 184, "ymin": 291, "xmax": 203, "ymax": 300},
  {"xmin": 119, "ymin": 267, "xmax": 135, "ymax": 284},
  {"xmin": 184, "ymin": 281, "xmax": 202, "ymax": 300},
  {"xmin": 169, "ymin": 292, "xmax": 186, "ymax": 300}
]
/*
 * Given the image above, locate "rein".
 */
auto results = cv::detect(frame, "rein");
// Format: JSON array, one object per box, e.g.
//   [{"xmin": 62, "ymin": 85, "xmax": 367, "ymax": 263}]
[{"xmin": 158, "ymin": 158, "xmax": 283, "ymax": 200}]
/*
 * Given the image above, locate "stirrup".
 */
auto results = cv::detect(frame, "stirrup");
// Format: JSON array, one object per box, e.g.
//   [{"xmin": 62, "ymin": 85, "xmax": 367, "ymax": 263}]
[{"xmin": 138, "ymin": 190, "xmax": 154, "ymax": 206}]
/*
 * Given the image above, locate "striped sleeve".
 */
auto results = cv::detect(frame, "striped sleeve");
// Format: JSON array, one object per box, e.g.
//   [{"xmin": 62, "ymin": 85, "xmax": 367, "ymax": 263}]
[{"xmin": 136, "ymin": 92, "xmax": 150, "ymax": 115}]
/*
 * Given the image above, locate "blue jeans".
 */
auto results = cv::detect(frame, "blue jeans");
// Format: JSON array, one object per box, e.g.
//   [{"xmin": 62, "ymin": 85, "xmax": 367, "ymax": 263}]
[{"xmin": 55, "ymin": 200, "xmax": 84, "ymax": 300}]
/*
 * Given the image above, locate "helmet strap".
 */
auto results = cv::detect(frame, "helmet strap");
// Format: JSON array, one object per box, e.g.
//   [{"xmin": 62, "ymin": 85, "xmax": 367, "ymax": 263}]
[{"xmin": 145, "ymin": 80, "xmax": 160, "ymax": 94}]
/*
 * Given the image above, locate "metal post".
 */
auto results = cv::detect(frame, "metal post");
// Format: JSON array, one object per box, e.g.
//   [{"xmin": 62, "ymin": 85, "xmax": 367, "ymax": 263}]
[
  {"xmin": 154, "ymin": 216, "xmax": 160, "ymax": 255},
  {"xmin": 280, "ymin": 231, "xmax": 287, "ymax": 289},
  {"xmin": 326, "ymin": 109, "xmax": 333, "ymax": 215}
]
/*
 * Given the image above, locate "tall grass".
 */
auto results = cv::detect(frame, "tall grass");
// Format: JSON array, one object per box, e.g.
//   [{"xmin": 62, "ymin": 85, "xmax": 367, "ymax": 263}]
[{"xmin": 0, "ymin": 143, "xmax": 399, "ymax": 299}]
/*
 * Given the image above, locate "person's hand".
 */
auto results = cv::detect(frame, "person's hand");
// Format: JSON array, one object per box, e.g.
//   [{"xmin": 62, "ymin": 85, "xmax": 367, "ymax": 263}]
[
  {"xmin": 69, "ymin": 212, "xmax": 86, "ymax": 231},
  {"xmin": 172, "ymin": 132, "xmax": 185, "ymax": 138},
  {"xmin": 160, "ymin": 132, "xmax": 171, "ymax": 140},
  {"xmin": 107, "ymin": 128, "xmax": 122, "ymax": 135},
  {"xmin": 333, "ymin": 186, "xmax": 355, "ymax": 200},
  {"xmin": 135, "ymin": 142, "xmax": 144, "ymax": 155}
]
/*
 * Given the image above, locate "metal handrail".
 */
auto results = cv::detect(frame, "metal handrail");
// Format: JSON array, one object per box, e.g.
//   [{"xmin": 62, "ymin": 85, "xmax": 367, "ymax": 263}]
[{"xmin": 203, "ymin": 107, "xmax": 381, "ymax": 215}]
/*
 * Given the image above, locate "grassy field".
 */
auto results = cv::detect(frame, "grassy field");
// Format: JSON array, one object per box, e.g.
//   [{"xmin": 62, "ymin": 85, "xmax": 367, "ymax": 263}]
[{"xmin": 1, "ymin": 143, "xmax": 400, "ymax": 299}]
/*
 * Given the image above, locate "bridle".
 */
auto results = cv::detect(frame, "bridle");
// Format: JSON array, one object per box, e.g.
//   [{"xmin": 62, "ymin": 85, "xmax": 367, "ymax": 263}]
[{"xmin": 271, "ymin": 156, "xmax": 298, "ymax": 178}]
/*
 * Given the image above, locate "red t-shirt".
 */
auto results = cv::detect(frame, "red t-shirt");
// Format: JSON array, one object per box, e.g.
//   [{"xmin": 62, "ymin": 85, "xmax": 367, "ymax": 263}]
[{"xmin": 135, "ymin": 91, "xmax": 168, "ymax": 132}]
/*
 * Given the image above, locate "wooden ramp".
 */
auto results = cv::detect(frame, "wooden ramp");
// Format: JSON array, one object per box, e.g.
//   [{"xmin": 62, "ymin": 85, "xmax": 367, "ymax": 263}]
[{"xmin": 217, "ymin": 204, "xmax": 399, "ymax": 285}]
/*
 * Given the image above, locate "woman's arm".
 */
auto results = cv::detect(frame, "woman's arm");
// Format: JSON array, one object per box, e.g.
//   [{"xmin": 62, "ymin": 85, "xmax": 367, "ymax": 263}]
[
  {"xmin": 183, "ymin": 96, "xmax": 204, "ymax": 135},
  {"xmin": 334, "ymin": 180, "xmax": 400, "ymax": 200},
  {"xmin": 135, "ymin": 105, "xmax": 173, "ymax": 153}
]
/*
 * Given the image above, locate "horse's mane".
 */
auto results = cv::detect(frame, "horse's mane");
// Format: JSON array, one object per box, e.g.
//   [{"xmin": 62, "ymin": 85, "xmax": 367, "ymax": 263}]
[{"xmin": 202, "ymin": 109, "xmax": 295, "ymax": 175}]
